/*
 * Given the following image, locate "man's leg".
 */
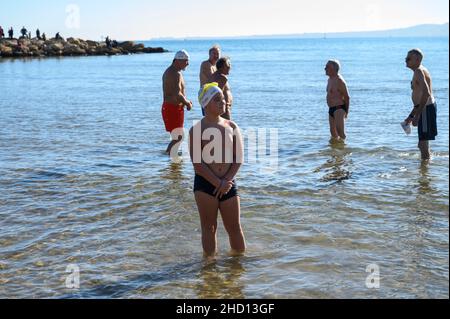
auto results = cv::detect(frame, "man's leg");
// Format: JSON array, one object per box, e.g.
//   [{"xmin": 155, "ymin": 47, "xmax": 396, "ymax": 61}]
[
  {"xmin": 165, "ymin": 136, "xmax": 182, "ymax": 155},
  {"xmin": 329, "ymin": 116, "xmax": 339, "ymax": 140},
  {"xmin": 418, "ymin": 140, "xmax": 430, "ymax": 160},
  {"xmin": 166, "ymin": 128, "xmax": 184, "ymax": 156},
  {"xmin": 335, "ymin": 109, "xmax": 347, "ymax": 140}
]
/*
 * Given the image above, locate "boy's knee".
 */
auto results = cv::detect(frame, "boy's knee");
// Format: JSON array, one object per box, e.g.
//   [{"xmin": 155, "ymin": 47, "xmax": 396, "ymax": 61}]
[
  {"xmin": 226, "ymin": 224, "xmax": 243, "ymax": 236},
  {"xmin": 203, "ymin": 224, "xmax": 217, "ymax": 235}
]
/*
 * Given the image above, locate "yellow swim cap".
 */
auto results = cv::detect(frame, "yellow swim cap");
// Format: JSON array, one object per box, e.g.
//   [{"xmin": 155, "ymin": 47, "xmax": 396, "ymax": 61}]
[{"xmin": 198, "ymin": 82, "xmax": 222, "ymax": 109}]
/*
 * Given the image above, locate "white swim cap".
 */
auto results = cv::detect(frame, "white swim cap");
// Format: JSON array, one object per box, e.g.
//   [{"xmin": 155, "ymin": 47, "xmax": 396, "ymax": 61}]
[
  {"xmin": 174, "ymin": 49, "xmax": 190, "ymax": 60},
  {"xmin": 198, "ymin": 83, "xmax": 222, "ymax": 109}
]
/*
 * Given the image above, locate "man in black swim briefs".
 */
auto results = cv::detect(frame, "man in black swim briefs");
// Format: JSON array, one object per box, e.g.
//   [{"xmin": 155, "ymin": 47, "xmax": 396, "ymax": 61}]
[{"xmin": 325, "ymin": 60, "xmax": 351, "ymax": 141}]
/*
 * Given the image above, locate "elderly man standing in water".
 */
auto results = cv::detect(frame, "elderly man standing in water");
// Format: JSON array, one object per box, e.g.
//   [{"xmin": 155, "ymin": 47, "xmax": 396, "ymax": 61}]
[
  {"xmin": 162, "ymin": 50, "xmax": 193, "ymax": 156},
  {"xmin": 325, "ymin": 60, "xmax": 351, "ymax": 142},
  {"xmin": 403, "ymin": 49, "xmax": 438, "ymax": 161},
  {"xmin": 200, "ymin": 45, "xmax": 221, "ymax": 87}
]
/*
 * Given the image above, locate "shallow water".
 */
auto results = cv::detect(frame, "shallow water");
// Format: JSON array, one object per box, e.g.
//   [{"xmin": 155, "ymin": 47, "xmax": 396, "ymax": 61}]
[{"xmin": 0, "ymin": 37, "xmax": 448, "ymax": 298}]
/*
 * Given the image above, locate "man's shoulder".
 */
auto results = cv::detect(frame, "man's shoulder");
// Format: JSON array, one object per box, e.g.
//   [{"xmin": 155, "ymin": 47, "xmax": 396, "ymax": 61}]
[
  {"xmin": 414, "ymin": 67, "xmax": 428, "ymax": 80},
  {"xmin": 217, "ymin": 73, "xmax": 228, "ymax": 82},
  {"xmin": 419, "ymin": 66, "xmax": 431, "ymax": 76},
  {"xmin": 164, "ymin": 65, "xmax": 175, "ymax": 74},
  {"xmin": 337, "ymin": 75, "xmax": 347, "ymax": 83},
  {"xmin": 201, "ymin": 60, "xmax": 211, "ymax": 68},
  {"xmin": 225, "ymin": 120, "xmax": 239, "ymax": 131},
  {"xmin": 163, "ymin": 68, "xmax": 181, "ymax": 83}
]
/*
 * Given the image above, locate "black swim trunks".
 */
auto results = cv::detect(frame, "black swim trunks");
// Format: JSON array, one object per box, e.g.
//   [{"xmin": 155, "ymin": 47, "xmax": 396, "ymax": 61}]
[
  {"xmin": 194, "ymin": 175, "xmax": 238, "ymax": 202},
  {"xmin": 418, "ymin": 103, "xmax": 438, "ymax": 141},
  {"xmin": 329, "ymin": 105, "xmax": 348, "ymax": 118}
]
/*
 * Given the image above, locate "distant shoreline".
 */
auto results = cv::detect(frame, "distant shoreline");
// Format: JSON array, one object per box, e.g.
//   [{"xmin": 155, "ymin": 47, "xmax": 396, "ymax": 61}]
[
  {"xmin": 148, "ymin": 23, "xmax": 449, "ymax": 41},
  {"xmin": 146, "ymin": 35, "xmax": 450, "ymax": 42},
  {"xmin": 0, "ymin": 37, "xmax": 167, "ymax": 59}
]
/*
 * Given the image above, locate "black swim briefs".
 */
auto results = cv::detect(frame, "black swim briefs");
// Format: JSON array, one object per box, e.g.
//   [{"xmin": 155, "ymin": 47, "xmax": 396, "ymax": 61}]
[{"xmin": 193, "ymin": 175, "xmax": 238, "ymax": 202}]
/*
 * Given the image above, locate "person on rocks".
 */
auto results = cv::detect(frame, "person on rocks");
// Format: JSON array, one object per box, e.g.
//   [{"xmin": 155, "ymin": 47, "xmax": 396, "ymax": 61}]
[{"xmin": 20, "ymin": 26, "xmax": 27, "ymax": 38}]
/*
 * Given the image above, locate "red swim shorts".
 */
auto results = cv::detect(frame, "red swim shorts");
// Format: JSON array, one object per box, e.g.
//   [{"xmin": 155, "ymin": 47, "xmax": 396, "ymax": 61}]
[{"xmin": 162, "ymin": 102, "xmax": 184, "ymax": 133}]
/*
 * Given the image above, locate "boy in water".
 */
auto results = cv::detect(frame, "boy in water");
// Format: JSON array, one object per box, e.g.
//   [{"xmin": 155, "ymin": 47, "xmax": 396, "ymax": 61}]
[{"xmin": 189, "ymin": 83, "xmax": 246, "ymax": 258}]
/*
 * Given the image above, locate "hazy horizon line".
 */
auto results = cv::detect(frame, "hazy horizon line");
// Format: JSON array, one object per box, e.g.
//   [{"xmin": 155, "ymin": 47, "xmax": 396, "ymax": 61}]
[{"xmin": 146, "ymin": 22, "xmax": 449, "ymax": 41}]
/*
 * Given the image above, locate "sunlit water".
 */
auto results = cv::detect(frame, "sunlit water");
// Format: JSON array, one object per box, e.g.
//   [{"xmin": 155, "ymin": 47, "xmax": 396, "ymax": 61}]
[{"xmin": 0, "ymin": 37, "xmax": 448, "ymax": 299}]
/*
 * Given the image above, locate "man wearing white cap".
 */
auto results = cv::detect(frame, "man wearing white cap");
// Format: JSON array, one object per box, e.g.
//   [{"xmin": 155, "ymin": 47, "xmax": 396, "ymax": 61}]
[{"xmin": 162, "ymin": 50, "xmax": 193, "ymax": 155}]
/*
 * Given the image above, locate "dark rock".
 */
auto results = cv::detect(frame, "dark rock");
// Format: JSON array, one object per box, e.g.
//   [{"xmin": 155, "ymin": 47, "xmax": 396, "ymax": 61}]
[
  {"xmin": 0, "ymin": 37, "xmax": 166, "ymax": 59},
  {"xmin": 143, "ymin": 47, "xmax": 167, "ymax": 53},
  {"xmin": 119, "ymin": 41, "xmax": 134, "ymax": 49}
]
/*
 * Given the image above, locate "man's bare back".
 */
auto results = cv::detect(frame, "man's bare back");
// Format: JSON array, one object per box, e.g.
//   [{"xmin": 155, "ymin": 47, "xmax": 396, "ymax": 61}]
[
  {"xmin": 163, "ymin": 65, "xmax": 186, "ymax": 106},
  {"xmin": 211, "ymin": 72, "xmax": 233, "ymax": 104},
  {"xmin": 411, "ymin": 66, "xmax": 434, "ymax": 106}
]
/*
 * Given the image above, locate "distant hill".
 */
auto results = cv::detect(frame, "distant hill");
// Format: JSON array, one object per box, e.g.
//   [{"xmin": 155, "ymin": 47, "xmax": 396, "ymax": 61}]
[
  {"xmin": 151, "ymin": 23, "xmax": 449, "ymax": 41},
  {"xmin": 295, "ymin": 23, "xmax": 449, "ymax": 39}
]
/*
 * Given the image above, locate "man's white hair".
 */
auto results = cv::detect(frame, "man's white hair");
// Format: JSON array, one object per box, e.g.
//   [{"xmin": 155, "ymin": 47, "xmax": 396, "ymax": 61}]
[
  {"xmin": 408, "ymin": 48, "xmax": 424, "ymax": 61},
  {"xmin": 328, "ymin": 59, "xmax": 341, "ymax": 73},
  {"xmin": 209, "ymin": 45, "xmax": 221, "ymax": 54}
]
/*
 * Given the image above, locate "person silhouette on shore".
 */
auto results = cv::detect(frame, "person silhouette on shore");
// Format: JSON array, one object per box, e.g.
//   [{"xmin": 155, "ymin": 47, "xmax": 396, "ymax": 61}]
[
  {"xmin": 0, "ymin": 26, "xmax": 4, "ymax": 39},
  {"xmin": 20, "ymin": 26, "xmax": 27, "ymax": 38},
  {"xmin": 55, "ymin": 32, "xmax": 62, "ymax": 40},
  {"xmin": 28, "ymin": 31, "xmax": 31, "ymax": 39},
  {"xmin": 42, "ymin": 33, "xmax": 47, "ymax": 41},
  {"xmin": 8, "ymin": 27, "xmax": 14, "ymax": 39},
  {"xmin": 105, "ymin": 36, "xmax": 112, "ymax": 49},
  {"xmin": 36, "ymin": 29, "xmax": 41, "ymax": 40}
]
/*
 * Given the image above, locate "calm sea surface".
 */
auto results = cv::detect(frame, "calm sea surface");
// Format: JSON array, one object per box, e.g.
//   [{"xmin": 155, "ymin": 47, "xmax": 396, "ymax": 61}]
[{"xmin": 0, "ymin": 37, "xmax": 448, "ymax": 298}]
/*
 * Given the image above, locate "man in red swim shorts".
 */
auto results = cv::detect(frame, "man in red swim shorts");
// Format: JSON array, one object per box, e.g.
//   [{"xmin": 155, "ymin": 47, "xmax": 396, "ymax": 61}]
[{"xmin": 162, "ymin": 50, "xmax": 193, "ymax": 156}]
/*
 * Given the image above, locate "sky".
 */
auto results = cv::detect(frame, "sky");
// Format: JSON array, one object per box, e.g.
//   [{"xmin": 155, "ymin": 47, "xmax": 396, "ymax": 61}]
[{"xmin": 0, "ymin": 0, "xmax": 448, "ymax": 40}]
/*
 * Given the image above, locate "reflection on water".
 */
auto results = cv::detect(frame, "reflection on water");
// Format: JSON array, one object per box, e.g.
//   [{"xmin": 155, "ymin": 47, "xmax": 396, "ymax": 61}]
[
  {"xmin": 196, "ymin": 258, "xmax": 246, "ymax": 299},
  {"xmin": 315, "ymin": 141, "xmax": 353, "ymax": 183},
  {"xmin": 417, "ymin": 161, "xmax": 434, "ymax": 195},
  {"xmin": 161, "ymin": 162, "xmax": 185, "ymax": 181}
]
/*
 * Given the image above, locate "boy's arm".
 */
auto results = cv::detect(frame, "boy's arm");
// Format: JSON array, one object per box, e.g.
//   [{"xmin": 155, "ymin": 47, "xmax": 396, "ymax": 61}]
[{"xmin": 224, "ymin": 123, "xmax": 244, "ymax": 182}]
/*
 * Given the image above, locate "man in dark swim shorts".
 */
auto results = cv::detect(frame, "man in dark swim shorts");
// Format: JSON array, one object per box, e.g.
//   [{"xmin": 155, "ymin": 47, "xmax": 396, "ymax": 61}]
[{"xmin": 404, "ymin": 49, "xmax": 438, "ymax": 160}]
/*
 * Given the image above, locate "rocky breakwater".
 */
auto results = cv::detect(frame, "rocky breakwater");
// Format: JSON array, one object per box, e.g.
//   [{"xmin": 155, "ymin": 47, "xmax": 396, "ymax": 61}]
[{"xmin": 0, "ymin": 37, "xmax": 167, "ymax": 58}]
